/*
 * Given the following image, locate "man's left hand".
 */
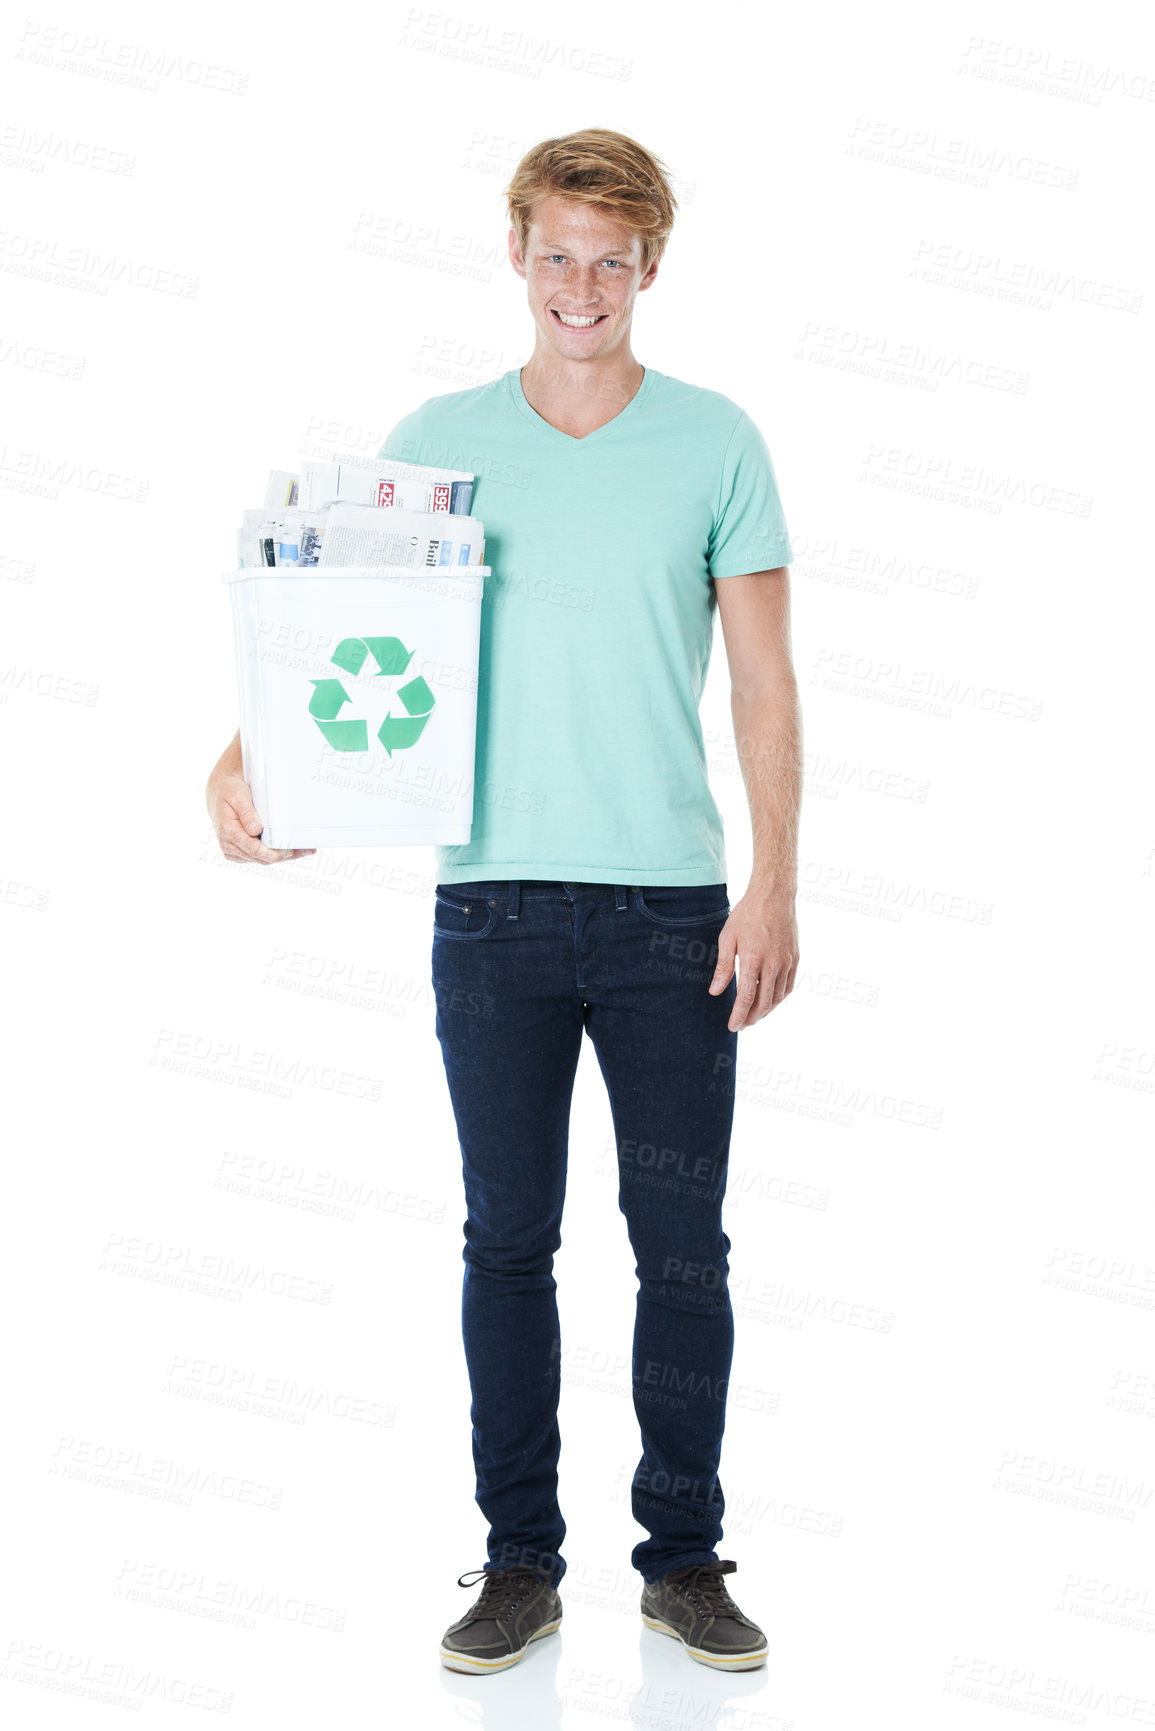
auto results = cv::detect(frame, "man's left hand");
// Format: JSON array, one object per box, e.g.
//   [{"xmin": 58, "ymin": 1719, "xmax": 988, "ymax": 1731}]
[{"xmin": 708, "ymin": 887, "xmax": 799, "ymax": 1031}]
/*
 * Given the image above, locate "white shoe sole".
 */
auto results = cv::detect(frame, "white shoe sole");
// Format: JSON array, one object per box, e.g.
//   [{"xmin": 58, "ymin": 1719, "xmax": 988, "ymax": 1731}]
[
  {"xmin": 642, "ymin": 1612, "xmax": 768, "ymax": 1670},
  {"xmin": 439, "ymin": 1616, "xmax": 562, "ymax": 1673}
]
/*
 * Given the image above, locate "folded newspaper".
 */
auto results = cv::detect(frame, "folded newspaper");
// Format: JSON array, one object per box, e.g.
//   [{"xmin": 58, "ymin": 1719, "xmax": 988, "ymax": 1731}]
[
  {"xmin": 298, "ymin": 458, "xmax": 473, "ymax": 515},
  {"xmin": 236, "ymin": 453, "xmax": 479, "ymax": 569},
  {"xmin": 319, "ymin": 505, "xmax": 483, "ymax": 568}
]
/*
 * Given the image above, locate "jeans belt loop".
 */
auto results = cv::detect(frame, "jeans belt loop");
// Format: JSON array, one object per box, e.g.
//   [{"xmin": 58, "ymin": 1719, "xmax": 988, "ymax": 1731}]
[
  {"xmin": 615, "ymin": 883, "xmax": 628, "ymax": 912},
  {"xmin": 507, "ymin": 879, "xmax": 520, "ymax": 920}
]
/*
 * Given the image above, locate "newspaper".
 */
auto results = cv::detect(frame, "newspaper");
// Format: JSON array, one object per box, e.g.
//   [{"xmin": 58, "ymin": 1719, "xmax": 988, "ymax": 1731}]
[
  {"xmin": 236, "ymin": 454, "xmax": 479, "ymax": 567},
  {"xmin": 245, "ymin": 505, "xmax": 329, "ymax": 567},
  {"xmin": 263, "ymin": 470, "xmax": 298, "ymax": 510},
  {"xmin": 298, "ymin": 457, "xmax": 473, "ymax": 515},
  {"xmin": 237, "ymin": 509, "xmax": 265, "ymax": 569},
  {"xmin": 317, "ymin": 505, "xmax": 484, "ymax": 568}
]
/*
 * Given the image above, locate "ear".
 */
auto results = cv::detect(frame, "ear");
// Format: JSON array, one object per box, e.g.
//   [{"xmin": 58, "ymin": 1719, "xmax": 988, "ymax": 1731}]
[
  {"xmin": 508, "ymin": 226, "xmax": 528, "ymax": 280},
  {"xmin": 638, "ymin": 252, "xmax": 661, "ymax": 292}
]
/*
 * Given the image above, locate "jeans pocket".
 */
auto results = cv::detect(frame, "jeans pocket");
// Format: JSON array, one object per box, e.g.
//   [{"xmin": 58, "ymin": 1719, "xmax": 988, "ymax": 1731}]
[
  {"xmin": 434, "ymin": 888, "xmax": 498, "ymax": 940},
  {"xmin": 635, "ymin": 884, "xmax": 730, "ymax": 928}
]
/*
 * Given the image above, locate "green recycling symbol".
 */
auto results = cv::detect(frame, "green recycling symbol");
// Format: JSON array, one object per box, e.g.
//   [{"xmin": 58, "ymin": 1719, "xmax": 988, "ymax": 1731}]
[{"xmin": 308, "ymin": 636, "xmax": 435, "ymax": 756}]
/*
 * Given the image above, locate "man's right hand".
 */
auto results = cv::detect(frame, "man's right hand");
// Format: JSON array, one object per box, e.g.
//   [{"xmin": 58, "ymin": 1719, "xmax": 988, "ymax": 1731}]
[{"xmin": 206, "ymin": 730, "xmax": 315, "ymax": 865}]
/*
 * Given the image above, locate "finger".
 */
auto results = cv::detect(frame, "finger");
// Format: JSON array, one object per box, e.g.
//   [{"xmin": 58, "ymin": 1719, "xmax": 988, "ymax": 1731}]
[
  {"xmin": 772, "ymin": 953, "xmax": 798, "ymax": 1008},
  {"xmin": 229, "ymin": 789, "xmax": 265, "ymax": 839},
  {"xmin": 218, "ymin": 816, "xmax": 298, "ymax": 865},
  {"xmin": 728, "ymin": 962, "xmax": 761, "ymax": 1031},
  {"xmin": 247, "ymin": 841, "xmax": 304, "ymax": 863},
  {"xmin": 224, "ymin": 796, "xmax": 309, "ymax": 863},
  {"xmin": 215, "ymin": 824, "xmax": 252, "ymax": 862},
  {"xmin": 708, "ymin": 923, "xmax": 737, "ymax": 994},
  {"xmin": 751, "ymin": 969, "xmax": 786, "ymax": 1017},
  {"xmin": 737, "ymin": 961, "xmax": 772, "ymax": 1026}
]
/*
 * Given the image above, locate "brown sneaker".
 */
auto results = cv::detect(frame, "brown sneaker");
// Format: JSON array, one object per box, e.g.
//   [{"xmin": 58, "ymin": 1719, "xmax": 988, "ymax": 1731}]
[
  {"xmin": 439, "ymin": 1564, "xmax": 563, "ymax": 1674},
  {"xmin": 641, "ymin": 1559, "xmax": 767, "ymax": 1670}
]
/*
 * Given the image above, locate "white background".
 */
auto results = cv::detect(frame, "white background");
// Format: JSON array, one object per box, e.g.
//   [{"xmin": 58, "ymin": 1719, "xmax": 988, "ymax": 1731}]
[{"xmin": 2, "ymin": 0, "xmax": 1153, "ymax": 1726}]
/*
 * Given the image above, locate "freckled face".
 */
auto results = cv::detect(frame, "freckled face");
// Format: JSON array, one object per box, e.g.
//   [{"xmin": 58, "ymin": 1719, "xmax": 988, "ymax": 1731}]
[{"xmin": 510, "ymin": 194, "xmax": 658, "ymax": 362}]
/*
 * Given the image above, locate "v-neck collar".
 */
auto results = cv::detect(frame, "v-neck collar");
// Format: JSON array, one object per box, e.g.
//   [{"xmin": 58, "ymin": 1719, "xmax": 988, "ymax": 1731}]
[{"xmin": 508, "ymin": 364, "xmax": 655, "ymax": 448}]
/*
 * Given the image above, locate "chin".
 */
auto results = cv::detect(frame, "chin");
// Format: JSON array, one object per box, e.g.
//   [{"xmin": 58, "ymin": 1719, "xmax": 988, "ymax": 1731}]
[{"xmin": 547, "ymin": 326, "xmax": 611, "ymax": 352}]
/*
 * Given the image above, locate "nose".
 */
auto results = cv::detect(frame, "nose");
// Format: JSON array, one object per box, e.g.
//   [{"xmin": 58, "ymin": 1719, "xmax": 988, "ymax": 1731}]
[{"xmin": 567, "ymin": 266, "xmax": 603, "ymax": 303}]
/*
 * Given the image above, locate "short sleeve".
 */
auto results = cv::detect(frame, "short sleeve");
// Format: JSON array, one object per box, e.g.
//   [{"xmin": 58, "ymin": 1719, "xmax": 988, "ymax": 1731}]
[{"xmin": 707, "ymin": 410, "xmax": 793, "ymax": 578}]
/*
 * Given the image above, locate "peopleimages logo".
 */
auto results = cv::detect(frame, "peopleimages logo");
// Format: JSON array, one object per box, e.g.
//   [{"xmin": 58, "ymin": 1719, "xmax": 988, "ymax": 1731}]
[{"xmin": 308, "ymin": 635, "xmax": 435, "ymax": 756}]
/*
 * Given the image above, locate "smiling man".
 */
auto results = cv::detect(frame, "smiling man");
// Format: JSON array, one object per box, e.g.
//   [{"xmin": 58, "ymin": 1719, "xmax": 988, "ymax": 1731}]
[
  {"xmin": 207, "ymin": 125, "xmax": 802, "ymax": 1676},
  {"xmin": 372, "ymin": 135, "xmax": 803, "ymax": 1675},
  {"xmin": 377, "ymin": 128, "xmax": 802, "ymax": 1676}
]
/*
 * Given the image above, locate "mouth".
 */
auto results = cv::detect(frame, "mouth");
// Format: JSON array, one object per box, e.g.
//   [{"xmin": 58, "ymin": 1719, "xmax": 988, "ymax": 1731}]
[{"xmin": 551, "ymin": 309, "xmax": 609, "ymax": 330}]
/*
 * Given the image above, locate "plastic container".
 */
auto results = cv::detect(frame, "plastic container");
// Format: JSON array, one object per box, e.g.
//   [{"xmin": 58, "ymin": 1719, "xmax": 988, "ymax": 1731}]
[{"xmin": 221, "ymin": 563, "xmax": 489, "ymax": 847}]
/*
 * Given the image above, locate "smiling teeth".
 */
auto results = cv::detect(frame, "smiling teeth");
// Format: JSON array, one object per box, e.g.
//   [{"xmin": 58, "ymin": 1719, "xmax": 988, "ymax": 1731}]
[{"xmin": 555, "ymin": 312, "xmax": 602, "ymax": 326}]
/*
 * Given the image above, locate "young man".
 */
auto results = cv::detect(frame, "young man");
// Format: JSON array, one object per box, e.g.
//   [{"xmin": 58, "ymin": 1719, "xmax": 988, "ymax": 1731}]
[{"xmin": 207, "ymin": 127, "xmax": 801, "ymax": 1675}]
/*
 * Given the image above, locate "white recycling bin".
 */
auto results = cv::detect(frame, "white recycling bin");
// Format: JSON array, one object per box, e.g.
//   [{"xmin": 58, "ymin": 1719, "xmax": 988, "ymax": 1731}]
[{"xmin": 221, "ymin": 563, "xmax": 489, "ymax": 848}]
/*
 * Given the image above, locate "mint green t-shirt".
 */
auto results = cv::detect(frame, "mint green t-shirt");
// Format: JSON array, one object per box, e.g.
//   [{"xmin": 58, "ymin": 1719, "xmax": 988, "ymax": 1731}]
[{"xmin": 378, "ymin": 366, "xmax": 792, "ymax": 887}]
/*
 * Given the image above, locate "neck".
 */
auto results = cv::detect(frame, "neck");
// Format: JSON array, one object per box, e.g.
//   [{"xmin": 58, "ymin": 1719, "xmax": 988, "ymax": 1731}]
[{"xmin": 520, "ymin": 342, "xmax": 645, "ymax": 433}]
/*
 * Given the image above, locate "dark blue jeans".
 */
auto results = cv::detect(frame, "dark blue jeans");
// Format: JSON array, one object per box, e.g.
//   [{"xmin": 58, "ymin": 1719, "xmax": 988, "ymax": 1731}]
[{"xmin": 431, "ymin": 878, "xmax": 739, "ymax": 1589}]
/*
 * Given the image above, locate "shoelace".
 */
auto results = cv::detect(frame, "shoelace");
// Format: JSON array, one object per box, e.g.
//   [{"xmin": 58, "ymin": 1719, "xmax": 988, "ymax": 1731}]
[
  {"xmin": 456, "ymin": 1565, "xmax": 552, "ymax": 1622},
  {"xmin": 664, "ymin": 1558, "xmax": 742, "ymax": 1617}
]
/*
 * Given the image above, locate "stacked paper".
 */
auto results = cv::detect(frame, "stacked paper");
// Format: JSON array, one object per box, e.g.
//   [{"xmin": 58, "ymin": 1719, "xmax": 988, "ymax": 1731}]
[
  {"xmin": 319, "ymin": 505, "xmax": 484, "ymax": 568},
  {"xmin": 235, "ymin": 453, "xmax": 480, "ymax": 570},
  {"xmin": 298, "ymin": 459, "xmax": 473, "ymax": 515}
]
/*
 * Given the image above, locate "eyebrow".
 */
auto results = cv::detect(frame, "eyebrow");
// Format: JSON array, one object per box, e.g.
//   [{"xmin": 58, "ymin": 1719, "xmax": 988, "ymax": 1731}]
[{"xmin": 537, "ymin": 242, "xmax": 629, "ymax": 257}]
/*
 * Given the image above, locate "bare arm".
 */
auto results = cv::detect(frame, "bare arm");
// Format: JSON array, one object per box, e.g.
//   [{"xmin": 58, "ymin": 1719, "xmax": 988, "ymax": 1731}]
[
  {"xmin": 205, "ymin": 729, "xmax": 314, "ymax": 865},
  {"xmin": 708, "ymin": 568, "xmax": 802, "ymax": 1029}
]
